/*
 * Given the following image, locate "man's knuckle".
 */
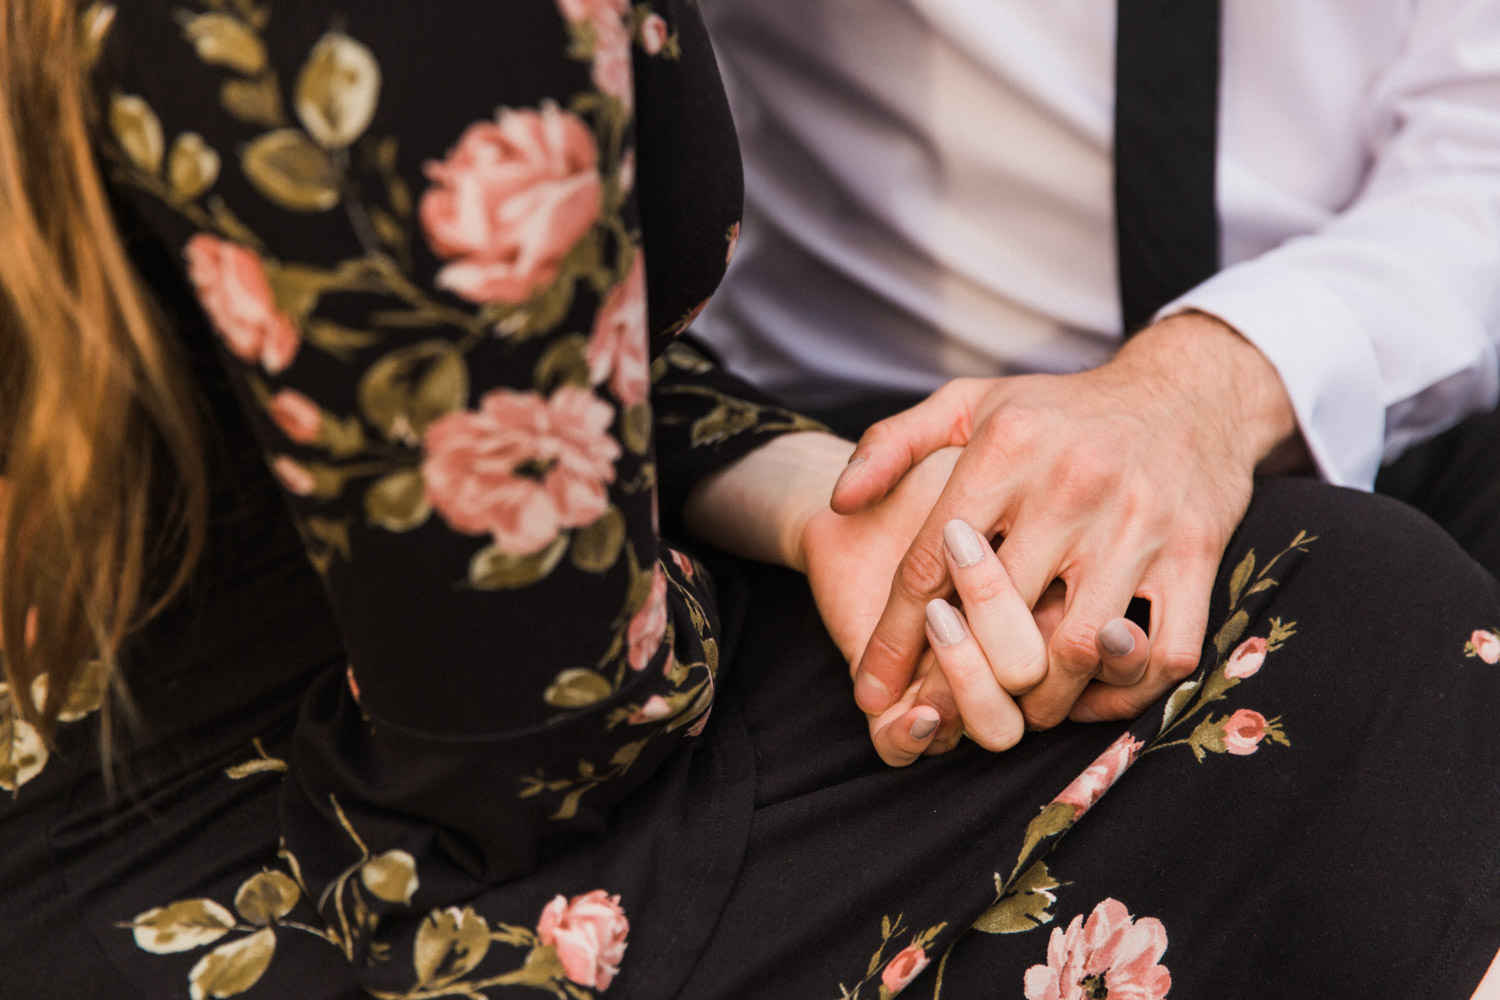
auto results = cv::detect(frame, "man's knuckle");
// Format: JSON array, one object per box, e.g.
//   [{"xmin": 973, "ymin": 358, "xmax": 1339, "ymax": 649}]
[
  {"xmin": 860, "ymin": 630, "xmax": 909, "ymax": 676},
  {"xmin": 1051, "ymin": 628, "xmax": 1102, "ymax": 674},
  {"xmin": 1020, "ymin": 699, "xmax": 1066, "ymax": 732},
  {"xmin": 860, "ymin": 420, "xmax": 899, "ymax": 450},
  {"xmin": 1112, "ymin": 481, "xmax": 1155, "ymax": 523},
  {"xmin": 1173, "ymin": 518, "xmax": 1225, "ymax": 561},
  {"xmin": 990, "ymin": 406, "xmax": 1043, "ymax": 446},
  {"xmin": 1051, "ymin": 457, "xmax": 1118, "ymax": 508},
  {"xmin": 937, "ymin": 378, "xmax": 973, "ymax": 404},
  {"xmin": 897, "ymin": 543, "xmax": 950, "ymax": 599},
  {"xmin": 969, "ymin": 415, "xmax": 1007, "ymax": 459},
  {"xmin": 1159, "ymin": 648, "xmax": 1201, "ymax": 681}
]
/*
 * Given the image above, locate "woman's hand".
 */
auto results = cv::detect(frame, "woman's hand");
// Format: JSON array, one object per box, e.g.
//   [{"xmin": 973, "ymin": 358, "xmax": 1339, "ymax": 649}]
[
  {"xmin": 908, "ymin": 522, "xmax": 1152, "ymax": 754},
  {"xmin": 800, "ymin": 447, "xmax": 972, "ymax": 764},
  {"xmin": 800, "ymin": 447, "xmax": 1098, "ymax": 765},
  {"xmin": 685, "ymin": 433, "xmax": 971, "ymax": 764},
  {"xmin": 800, "ymin": 448, "xmax": 962, "ymax": 667}
]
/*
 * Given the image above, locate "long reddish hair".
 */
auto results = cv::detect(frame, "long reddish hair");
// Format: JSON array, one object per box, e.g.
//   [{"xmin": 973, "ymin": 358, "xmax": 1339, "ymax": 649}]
[{"xmin": 0, "ymin": 1, "xmax": 207, "ymax": 737}]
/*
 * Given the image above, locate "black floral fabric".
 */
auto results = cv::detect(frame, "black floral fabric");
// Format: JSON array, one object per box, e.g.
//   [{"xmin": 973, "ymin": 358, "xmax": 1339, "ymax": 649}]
[
  {"xmin": 3, "ymin": 3, "xmax": 1500, "ymax": 1000},
  {"xmin": 6, "ymin": 1, "xmax": 818, "ymax": 996}
]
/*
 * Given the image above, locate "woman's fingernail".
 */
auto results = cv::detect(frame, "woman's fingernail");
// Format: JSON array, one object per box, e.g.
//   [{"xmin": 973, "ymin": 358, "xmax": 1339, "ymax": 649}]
[
  {"xmin": 854, "ymin": 670, "xmax": 892, "ymax": 712},
  {"xmin": 1072, "ymin": 704, "xmax": 1102, "ymax": 723},
  {"xmin": 1098, "ymin": 619, "xmax": 1135, "ymax": 657},
  {"xmin": 926, "ymin": 598, "xmax": 967, "ymax": 647},
  {"xmin": 943, "ymin": 519, "xmax": 987, "ymax": 568},
  {"xmin": 833, "ymin": 454, "xmax": 867, "ymax": 495},
  {"xmin": 909, "ymin": 709, "xmax": 940, "ymax": 741}
]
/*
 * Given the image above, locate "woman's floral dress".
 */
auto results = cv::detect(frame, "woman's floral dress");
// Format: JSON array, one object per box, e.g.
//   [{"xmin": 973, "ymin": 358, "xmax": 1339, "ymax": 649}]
[{"xmin": 3, "ymin": 2, "xmax": 1500, "ymax": 999}]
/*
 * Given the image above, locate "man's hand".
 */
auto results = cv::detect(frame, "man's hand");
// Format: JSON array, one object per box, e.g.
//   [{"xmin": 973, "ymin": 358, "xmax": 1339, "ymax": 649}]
[{"xmin": 836, "ymin": 312, "xmax": 1307, "ymax": 733}]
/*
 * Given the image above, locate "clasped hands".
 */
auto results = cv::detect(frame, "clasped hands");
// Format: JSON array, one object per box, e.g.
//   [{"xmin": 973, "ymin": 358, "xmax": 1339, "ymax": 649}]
[{"xmin": 799, "ymin": 313, "xmax": 1305, "ymax": 766}]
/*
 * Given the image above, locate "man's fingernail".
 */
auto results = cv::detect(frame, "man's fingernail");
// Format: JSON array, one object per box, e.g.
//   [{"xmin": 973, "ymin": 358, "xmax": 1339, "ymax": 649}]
[
  {"xmin": 909, "ymin": 710, "xmax": 940, "ymax": 741},
  {"xmin": 926, "ymin": 599, "xmax": 967, "ymax": 647},
  {"xmin": 853, "ymin": 670, "xmax": 892, "ymax": 711},
  {"xmin": 942, "ymin": 519, "xmax": 987, "ymax": 568},
  {"xmin": 833, "ymin": 454, "xmax": 867, "ymax": 495},
  {"xmin": 1098, "ymin": 619, "xmax": 1135, "ymax": 657}
]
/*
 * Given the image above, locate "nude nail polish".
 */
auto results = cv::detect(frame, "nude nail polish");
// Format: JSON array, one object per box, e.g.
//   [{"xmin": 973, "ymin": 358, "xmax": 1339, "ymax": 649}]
[
  {"xmin": 926, "ymin": 598, "xmax": 967, "ymax": 647},
  {"xmin": 1098, "ymin": 619, "xmax": 1135, "ymax": 657},
  {"xmin": 943, "ymin": 519, "xmax": 986, "ymax": 568},
  {"xmin": 909, "ymin": 712, "xmax": 939, "ymax": 741}
]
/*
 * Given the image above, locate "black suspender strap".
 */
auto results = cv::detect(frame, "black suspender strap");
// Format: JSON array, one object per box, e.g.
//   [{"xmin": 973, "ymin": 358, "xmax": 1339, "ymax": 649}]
[{"xmin": 1113, "ymin": 0, "xmax": 1224, "ymax": 335}]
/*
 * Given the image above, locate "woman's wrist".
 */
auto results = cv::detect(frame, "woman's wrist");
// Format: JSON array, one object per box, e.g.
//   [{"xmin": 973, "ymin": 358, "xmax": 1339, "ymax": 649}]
[{"xmin": 681, "ymin": 431, "xmax": 855, "ymax": 571}]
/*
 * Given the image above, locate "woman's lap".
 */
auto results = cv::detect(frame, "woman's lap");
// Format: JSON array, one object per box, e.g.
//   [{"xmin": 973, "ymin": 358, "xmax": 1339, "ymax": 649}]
[{"xmin": 682, "ymin": 477, "xmax": 1500, "ymax": 999}]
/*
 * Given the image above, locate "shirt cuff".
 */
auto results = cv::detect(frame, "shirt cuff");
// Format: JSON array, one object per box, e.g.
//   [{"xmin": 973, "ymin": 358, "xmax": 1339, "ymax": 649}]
[{"xmin": 1160, "ymin": 262, "xmax": 1386, "ymax": 490}]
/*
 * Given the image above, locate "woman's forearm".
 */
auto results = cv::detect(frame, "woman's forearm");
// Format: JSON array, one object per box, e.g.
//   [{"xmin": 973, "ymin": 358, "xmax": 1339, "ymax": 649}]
[{"xmin": 681, "ymin": 431, "xmax": 855, "ymax": 572}]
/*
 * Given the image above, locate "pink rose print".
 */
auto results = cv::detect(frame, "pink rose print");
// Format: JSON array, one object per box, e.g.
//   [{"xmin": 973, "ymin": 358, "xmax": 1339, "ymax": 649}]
[
  {"xmin": 668, "ymin": 548, "xmax": 695, "ymax": 580},
  {"xmin": 586, "ymin": 254, "xmax": 649, "ymax": 407},
  {"xmin": 627, "ymin": 566, "xmax": 668, "ymax": 671},
  {"xmin": 346, "ymin": 666, "xmax": 362, "ymax": 704},
  {"xmin": 536, "ymin": 890, "xmax": 629, "ymax": 991},
  {"xmin": 555, "ymin": 0, "xmax": 634, "ymax": 109},
  {"xmin": 420, "ymin": 103, "xmax": 603, "ymax": 306},
  {"xmin": 423, "ymin": 386, "xmax": 620, "ymax": 555},
  {"xmin": 639, "ymin": 13, "xmax": 668, "ymax": 55},
  {"xmin": 881, "ymin": 945, "xmax": 930, "ymax": 994},
  {"xmin": 1052, "ymin": 733, "xmax": 1144, "ymax": 819},
  {"xmin": 1471, "ymin": 629, "xmax": 1500, "ymax": 665},
  {"xmin": 726, "ymin": 221, "xmax": 741, "ymax": 266},
  {"xmin": 627, "ymin": 695, "xmax": 672, "ymax": 725},
  {"xmin": 1024, "ymin": 898, "xmax": 1171, "ymax": 1000},
  {"xmin": 1224, "ymin": 636, "xmax": 1267, "ymax": 680},
  {"xmin": 1222, "ymin": 708, "xmax": 1269, "ymax": 756},
  {"xmin": 184, "ymin": 234, "xmax": 300, "ymax": 374},
  {"xmin": 555, "ymin": 0, "xmax": 627, "ymax": 23},
  {"xmin": 589, "ymin": 14, "xmax": 634, "ymax": 109},
  {"xmin": 268, "ymin": 389, "xmax": 321, "ymax": 444},
  {"xmin": 272, "ymin": 455, "xmax": 316, "ymax": 496}
]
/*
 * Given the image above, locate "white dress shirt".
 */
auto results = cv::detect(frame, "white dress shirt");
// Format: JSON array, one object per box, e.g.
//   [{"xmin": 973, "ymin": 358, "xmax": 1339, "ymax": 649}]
[{"xmin": 695, "ymin": 0, "xmax": 1500, "ymax": 488}]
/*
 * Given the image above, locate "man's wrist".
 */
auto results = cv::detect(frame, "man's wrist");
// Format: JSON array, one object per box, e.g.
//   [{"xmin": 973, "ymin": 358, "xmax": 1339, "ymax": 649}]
[{"xmin": 1114, "ymin": 310, "xmax": 1310, "ymax": 473}]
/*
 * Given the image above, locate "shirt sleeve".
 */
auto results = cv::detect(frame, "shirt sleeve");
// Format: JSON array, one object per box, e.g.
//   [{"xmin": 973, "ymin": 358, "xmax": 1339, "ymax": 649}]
[
  {"xmin": 1162, "ymin": 0, "xmax": 1500, "ymax": 488},
  {"xmin": 98, "ymin": 0, "xmax": 809, "ymax": 980}
]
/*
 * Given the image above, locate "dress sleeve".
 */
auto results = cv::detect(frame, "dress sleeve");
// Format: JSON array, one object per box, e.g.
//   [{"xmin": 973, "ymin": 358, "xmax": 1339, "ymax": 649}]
[
  {"xmin": 99, "ymin": 0, "xmax": 806, "ymax": 937},
  {"xmin": 1163, "ymin": 0, "xmax": 1500, "ymax": 488}
]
